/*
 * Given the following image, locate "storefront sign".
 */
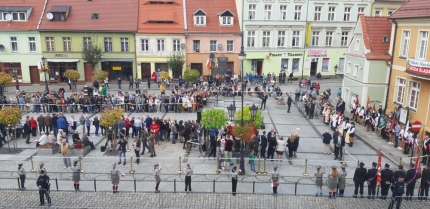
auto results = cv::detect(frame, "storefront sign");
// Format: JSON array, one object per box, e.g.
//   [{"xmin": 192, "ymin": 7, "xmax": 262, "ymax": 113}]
[
  {"xmin": 308, "ymin": 49, "xmax": 327, "ymax": 57},
  {"xmin": 269, "ymin": 53, "xmax": 282, "ymax": 57},
  {"xmin": 112, "ymin": 66, "xmax": 122, "ymax": 71},
  {"xmin": 54, "ymin": 53, "xmax": 68, "ymax": 57},
  {"xmin": 406, "ymin": 58, "xmax": 430, "ymax": 77},
  {"xmin": 286, "ymin": 53, "xmax": 303, "ymax": 57}
]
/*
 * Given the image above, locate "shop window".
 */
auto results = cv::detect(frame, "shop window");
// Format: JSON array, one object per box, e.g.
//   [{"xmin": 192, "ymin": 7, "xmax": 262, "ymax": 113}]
[
  {"xmin": 47, "ymin": 62, "xmax": 77, "ymax": 82},
  {"xmin": 1, "ymin": 63, "xmax": 22, "ymax": 81}
]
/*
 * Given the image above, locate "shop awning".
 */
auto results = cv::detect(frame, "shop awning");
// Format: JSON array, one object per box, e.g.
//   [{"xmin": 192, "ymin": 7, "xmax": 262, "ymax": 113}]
[
  {"xmin": 46, "ymin": 59, "xmax": 80, "ymax": 62},
  {"xmin": 101, "ymin": 58, "xmax": 133, "ymax": 62}
]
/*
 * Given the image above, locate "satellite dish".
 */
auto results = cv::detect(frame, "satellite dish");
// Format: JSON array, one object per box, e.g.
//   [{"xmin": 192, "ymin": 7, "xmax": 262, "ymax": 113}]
[
  {"xmin": 5, "ymin": 14, "xmax": 12, "ymax": 21},
  {"xmin": 46, "ymin": 13, "xmax": 54, "ymax": 20}
]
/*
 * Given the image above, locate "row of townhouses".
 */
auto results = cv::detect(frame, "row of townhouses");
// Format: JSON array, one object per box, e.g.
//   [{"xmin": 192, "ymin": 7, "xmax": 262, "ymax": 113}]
[{"xmin": 0, "ymin": 0, "xmax": 405, "ymax": 85}]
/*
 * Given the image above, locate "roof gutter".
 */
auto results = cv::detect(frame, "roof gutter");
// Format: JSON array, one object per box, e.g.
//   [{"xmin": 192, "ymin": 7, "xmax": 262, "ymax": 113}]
[
  {"xmin": 383, "ymin": 19, "xmax": 398, "ymax": 115},
  {"xmin": 182, "ymin": 0, "xmax": 187, "ymax": 32},
  {"xmin": 37, "ymin": 0, "xmax": 49, "ymax": 30}
]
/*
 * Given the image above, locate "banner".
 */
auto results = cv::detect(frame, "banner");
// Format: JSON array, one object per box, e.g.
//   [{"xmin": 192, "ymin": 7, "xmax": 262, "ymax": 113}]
[
  {"xmin": 406, "ymin": 58, "xmax": 430, "ymax": 77},
  {"xmin": 305, "ymin": 23, "xmax": 311, "ymax": 46}
]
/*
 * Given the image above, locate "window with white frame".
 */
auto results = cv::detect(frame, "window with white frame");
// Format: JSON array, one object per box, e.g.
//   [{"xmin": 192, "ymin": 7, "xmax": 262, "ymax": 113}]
[
  {"xmin": 173, "ymin": 39, "xmax": 181, "ymax": 52},
  {"xmin": 388, "ymin": 10, "xmax": 394, "ymax": 16},
  {"xmin": 347, "ymin": 62, "xmax": 352, "ymax": 74},
  {"xmin": 12, "ymin": 12, "xmax": 26, "ymax": 21},
  {"xmin": 417, "ymin": 31, "xmax": 428, "ymax": 60},
  {"xmin": 45, "ymin": 37, "xmax": 54, "ymax": 52},
  {"xmin": 195, "ymin": 16, "xmax": 205, "ymax": 26},
  {"xmin": 292, "ymin": 58, "xmax": 300, "ymax": 72},
  {"xmin": 227, "ymin": 40, "xmax": 234, "ymax": 52},
  {"xmin": 400, "ymin": 30, "xmax": 410, "ymax": 57},
  {"xmin": 326, "ymin": 31, "xmax": 333, "ymax": 46},
  {"xmin": 210, "ymin": 40, "xmax": 217, "ymax": 52},
  {"xmin": 353, "ymin": 64, "xmax": 359, "ymax": 77},
  {"xmin": 120, "ymin": 38, "xmax": 129, "ymax": 52},
  {"xmin": 193, "ymin": 40, "xmax": 200, "ymax": 52},
  {"xmin": 341, "ymin": 32, "xmax": 349, "ymax": 46},
  {"xmin": 395, "ymin": 77, "xmax": 406, "ymax": 104},
  {"xmin": 264, "ymin": 5, "xmax": 272, "ymax": 20},
  {"xmin": 10, "ymin": 37, "xmax": 18, "ymax": 52},
  {"xmin": 63, "ymin": 37, "xmax": 71, "ymax": 52},
  {"xmin": 314, "ymin": 6, "xmax": 322, "ymax": 21},
  {"xmin": 262, "ymin": 31, "xmax": 270, "ymax": 47},
  {"xmin": 355, "ymin": 39, "xmax": 360, "ymax": 52},
  {"xmin": 322, "ymin": 58, "xmax": 330, "ymax": 72},
  {"xmin": 408, "ymin": 81, "xmax": 420, "ymax": 110},
  {"xmin": 247, "ymin": 31, "xmax": 255, "ymax": 47},
  {"xmin": 338, "ymin": 57, "xmax": 345, "ymax": 72},
  {"xmin": 249, "ymin": 4, "xmax": 256, "ymax": 20},
  {"xmin": 374, "ymin": 10, "xmax": 381, "ymax": 17},
  {"xmin": 141, "ymin": 39, "xmax": 149, "ymax": 52},
  {"xmin": 294, "ymin": 5, "xmax": 302, "ymax": 20},
  {"xmin": 278, "ymin": 31, "xmax": 286, "ymax": 47},
  {"xmin": 358, "ymin": 7, "xmax": 365, "ymax": 14},
  {"xmin": 281, "ymin": 58, "xmax": 289, "ymax": 71},
  {"xmin": 292, "ymin": 30, "xmax": 300, "ymax": 47},
  {"xmin": 311, "ymin": 31, "xmax": 320, "ymax": 46},
  {"xmin": 104, "ymin": 37, "xmax": 112, "ymax": 52},
  {"xmin": 279, "ymin": 5, "xmax": 287, "ymax": 20},
  {"xmin": 83, "ymin": 37, "xmax": 92, "ymax": 50},
  {"xmin": 222, "ymin": 16, "xmax": 232, "ymax": 25},
  {"xmin": 157, "ymin": 39, "xmax": 165, "ymax": 52},
  {"xmin": 28, "ymin": 37, "xmax": 36, "ymax": 52},
  {"xmin": 344, "ymin": 7, "xmax": 351, "ymax": 21},
  {"xmin": 328, "ymin": 7, "xmax": 335, "ymax": 21}
]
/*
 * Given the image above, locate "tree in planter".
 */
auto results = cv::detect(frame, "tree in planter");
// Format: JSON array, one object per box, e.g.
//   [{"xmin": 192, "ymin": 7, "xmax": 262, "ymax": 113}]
[
  {"xmin": 159, "ymin": 71, "xmax": 169, "ymax": 82},
  {"xmin": 232, "ymin": 125, "xmax": 257, "ymax": 143},
  {"xmin": 0, "ymin": 106, "xmax": 23, "ymax": 152},
  {"xmin": 100, "ymin": 108, "xmax": 124, "ymax": 149},
  {"xmin": 200, "ymin": 108, "xmax": 229, "ymax": 153},
  {"xmin": 81, "ymin": 44, "xmax": 104, "ymax": 70},
  {"xmin": 0, "ymin": 72, "xmax": 13, "ymax": 96},
  {"xmin": 92, "ymin": 70, "xmax": 109, "ymax": 82},
  {"xmin": 63, "ymin": 69, "xmax": 81, "ymax": 91},
  {"xmin": 235, "ymin": 106, "xmax": 264, "ymax": 128},
  {"xmin": 183, "ymin": 69, "xmax": 200, "ymax": 83},
  {"xmin": 167, "ymin": 52, "xmax": 185, "ymax": 78}
]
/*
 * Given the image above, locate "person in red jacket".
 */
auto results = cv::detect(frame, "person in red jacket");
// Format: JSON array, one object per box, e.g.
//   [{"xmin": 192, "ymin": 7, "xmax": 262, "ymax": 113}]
[
  {"xmin": 125, "ymin": 117, "xmax": 131, "ymax": 137},
  {"xmin": 316, "ymin": 82, "xmax": 321, "ymax": 95},
  {"xmin": 151, "ymin": 72, "xmax": 157, "ymax": 82},
  {"xmin": 29, "ymin": 116, "xmax": 38, "ymax": 137},
  {"xmin": 150, "ymin": 121, "xmax": 160, "ymax": 145},
  {"xmin": 226, "ymin": 122, "xmax": 233, "ymax": 134}
]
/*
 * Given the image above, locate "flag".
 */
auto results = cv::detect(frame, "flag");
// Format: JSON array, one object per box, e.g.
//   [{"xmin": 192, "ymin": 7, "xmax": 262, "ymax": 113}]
[
  {"xmin": 206, "ymin": 58, "xmax": 211, "ymax": 68},
  {"xmin": 38, "ymin": 60, "xmax": 44, "ymax": 70},
  {"xmin": 355, "ymin": 95, "xmax": 360, "ymax": 105},
  {"xmin": 377, "ymin": 150, "xmax": 382, "ymax": 184},
  {"xmin": 373, "ymin": 103, "xmax": 376, "ymax": 112},
  {"xmin": 367, "ymin": 96, "xmax": 370, "ymax": 109}
]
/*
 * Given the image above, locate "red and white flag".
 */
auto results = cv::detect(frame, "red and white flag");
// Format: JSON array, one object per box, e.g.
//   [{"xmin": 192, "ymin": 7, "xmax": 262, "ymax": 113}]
[
  {"xmin": 377, "ymin": 150, "xmax": 382, "ymax": 184},
  {"xmin": 206, "ymin": 58, "xmax": 211, "ymax": 68},
  {"xmin": 38, "ymin": 60, "xmax": 44, "ymax": 70}
]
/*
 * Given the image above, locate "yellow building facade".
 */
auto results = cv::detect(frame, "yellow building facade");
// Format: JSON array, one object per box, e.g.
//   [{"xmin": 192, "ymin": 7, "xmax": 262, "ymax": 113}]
[
  {"xmin": 387, "ymin": 17, "xmax": 430, "ymax": 136},
  {"xmin": 371, "ymin": 0, "xmax": 405, "ymax": 17}
]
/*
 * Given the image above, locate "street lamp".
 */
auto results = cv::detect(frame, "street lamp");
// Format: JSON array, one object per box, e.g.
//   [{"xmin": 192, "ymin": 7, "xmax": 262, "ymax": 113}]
[
  {"xmin": 250, "ymin": 104, "xmax": 258, "ymax": 121},
  {"xmin": 41, "ymin": 57, "xmax": 49, "ymax": 92},
  {"xmin": 227, "ymin": 103, "xmax": 236, "ymax": 121},
  {"xmin": 238, "ymin": 33, "xmax": 247, "ymax": 175},
  {"xmin": 334, "ymin": 65, "xmax": 338, "ymax": 74}
]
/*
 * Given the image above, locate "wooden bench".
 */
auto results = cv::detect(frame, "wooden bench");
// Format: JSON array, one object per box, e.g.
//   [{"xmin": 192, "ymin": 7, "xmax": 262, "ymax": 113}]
[
  {"xmin": 37, "ymin": 144, "xmax": 60, "ymax": 155},
  {"xmin": 71, "ymin": 144, "xmax": 91, "ymax": 156}
]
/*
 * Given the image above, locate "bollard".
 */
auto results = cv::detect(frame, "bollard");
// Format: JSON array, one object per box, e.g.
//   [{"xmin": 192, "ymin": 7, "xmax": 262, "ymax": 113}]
[
  {"xmin": 256, "ymin": 159, "xmax": 261, "ymax": 175},
  {"xmin": 17, "ymin": 177, "xmax": 20, "ymax": 189},
  {"xmin": 295, "ymin": 182, "xmax": 298, "ymax": 196},
  {"xmin": 134, "ymin": 179, "xmax": 137, "ymax": 192},
  {"xmin": 129, "ymin": 157, "xmax": 135, "ymax": 174},
  {"xmin": 174, "ymin": 179, "xmax": 177, "ymax": 193},
  {"xmin": 216, "ymin": 157, "xmax": 221, "ymax": 174},
  {"xmin": 399, "ymin": 158, "xmax": 402, "ymax": 166},
  {"xmin": 79, "ymin": 157, "xmax": 84, "ymax": 173},
  {"xmin": 341, "ymin": 149, "xmax": 346, "ymax": 165},
  {"xmin": 55, "ymin": 178, "xmax": 59, "ymax": 191},
  {"xmin": 30, "ymin": 156, "xmax": 36, "ymax": 172},
  {"xmin": 303, "ymin": 159, "xmax": 309, "ymax": 176},
  {"xmin": 94, "ymin": 179, "xmax": 97, "ymax": 192},
  {"xmin": 262, "ymin": 158, "xmax": 267, "ymax": 175},
  {"xmin": 376, "ymin": 184, "xmax": 380, "ymax": 198},
  {"xmin": 253, "ymin": 181, "xmax": 255, "ymax": 194},
  {"xmin": 213, "ymin": 180, "xmax": 216, "ymax": 193},
  {"xmin": 178, "ymin": 157, "xmax": 183, "ymax": 174}
]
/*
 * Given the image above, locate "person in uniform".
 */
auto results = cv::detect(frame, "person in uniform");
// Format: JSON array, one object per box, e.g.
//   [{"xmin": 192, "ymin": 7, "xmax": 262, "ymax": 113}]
[
  {"xmin": 367, "ymin": 162, "xmax": 378, "ymax": 199},
  {"xmin": 154, "ymin": 163, "xmax": 161, "ymax": 193},
  {"xmin": 419, "ymin": 163, "xmax": 430, "ymax": 200},
  {"xmin": 185, "ymin": 164, "xmax": 193, "ymax": 192},
  {"xmin": 71, "ymin": 159, "xmax": 81, "ymax": 192},
  {"xmin": 271, "ymin": 166, "xmax": 280, "ymax": 195},
  {"xmin": 148, "ymin": 132, "xmax": 156, "ymax": 157},
  {"xmin": 231, "ymin": 166, "xmax": 239, "ymax": 196},
  {"xmin": 110, "ymin": 162, "xmax": 120, "ymax": 193},
  {"xmin": 327, "ymin": 166, "xmax": 339, "ymax": 199},
  {"xmin": 380, "ymin": 163, "xmax": 394, "ymax": 200},
  {"xmin": 36, "ymin": 170, "xmax": 51, "ymax": 206},
  {"xmin": 405, "ymin": 163, "xmax": 420, "ymax": 201},
  {"xmin": 314, "ymin": 165, "xmax": 325, "ymax": 196},
  {"xmin": 393, "ymin": 165, "xmax": 406, "ymax": 181},
  {"xmin": 18, "ymin": 163, "xmax": 26, "ymax": 190},
  {"xmin": 353, "ymin": 162, "xmax": 367, "ymax": 198},
  {"xmin": 388, "ymin": 172, "xmax": 405, "ymax": 209},
  {"xmin": 421, "ymin": 135, "xmax": 430, "ymax": 164},
  {"xmin": 338, "ymin": 165, "xmax": 347, "ymax": 197}
]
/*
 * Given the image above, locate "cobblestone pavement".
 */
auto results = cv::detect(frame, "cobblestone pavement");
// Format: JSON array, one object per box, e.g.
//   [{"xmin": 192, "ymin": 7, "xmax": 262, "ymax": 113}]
[{"xmin": 0, "ymin": 189, "xmax": 428, "ymax": 209}]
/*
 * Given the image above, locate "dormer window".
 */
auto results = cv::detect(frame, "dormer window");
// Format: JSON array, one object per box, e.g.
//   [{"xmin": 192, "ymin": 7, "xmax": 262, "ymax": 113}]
[
  {"xmin": 193, "ymin": 9, "xmax": 206, "ymax": 26},
  {"xmin": 218, "ymin": 9, "xmax": 234, "ymax": 26},
  {"xmin": 47, "ymin": 5, "xmax": 71, "ymax": 21},
  {"xmin": 0, "ymin": 6, "xmax": 33, "ymax": 22}
]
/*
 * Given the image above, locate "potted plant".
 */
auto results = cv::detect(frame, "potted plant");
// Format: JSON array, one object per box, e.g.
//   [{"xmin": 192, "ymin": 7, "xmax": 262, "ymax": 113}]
[{"xmin": 63, "ymin": 69, "xmax": 81, "ymax": 91}]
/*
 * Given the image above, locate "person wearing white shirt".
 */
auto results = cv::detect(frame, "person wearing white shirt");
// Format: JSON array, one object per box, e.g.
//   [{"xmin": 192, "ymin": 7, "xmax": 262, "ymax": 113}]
[
  {"xmin": 350, "ymin": 102, "xmax": 356, "ymax": 119},
  {"xmin": 347, "ymin": 122, "xmax": 355, "ymax": 147},
  {"xmin": 37, "ymin": 132, "xmax": 48, "ymax": 146}
]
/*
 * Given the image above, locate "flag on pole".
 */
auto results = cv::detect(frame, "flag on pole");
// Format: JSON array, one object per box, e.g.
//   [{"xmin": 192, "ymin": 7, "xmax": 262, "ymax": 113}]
[
  {"xmin": 373, "ymin": 103, "xmax": 376, "ymax": 112},
  {"xmin": 406, "ymin": 147, "xmax": 422, "ymax": 185},
  {"xmin": 205, "ymin": 58, "xmax": 211, "ymax": 68},
  {"xmin": 377, "ymin": 150, "xmax": 382, "ymax": 184},
  {"xmin": 355, "ymin": 95, "xmax": 360, "ymax": 105},
  {"xmin": 38, "ymin": 60, "xmax": 44, "ymax": 70},
  {"xmin": 367, "ymin": 96, "xmax": 370, "ymax": 109}
]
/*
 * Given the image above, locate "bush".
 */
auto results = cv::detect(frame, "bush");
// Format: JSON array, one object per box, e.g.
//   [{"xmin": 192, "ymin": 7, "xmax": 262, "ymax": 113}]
[
  {"xmin": 92, "ymin": 70, "xmax": 109, "ymax": 82},
  {"xmin": 63, "ymin": 69, "xmax": 81, "ymax": 81},
  {"xmin": 0, "ymin": 72, "xmax": 13, "ymax": 84},
  {"xmin": 183, "ymin": 69, "xmax": 200, "ymax": 83}
]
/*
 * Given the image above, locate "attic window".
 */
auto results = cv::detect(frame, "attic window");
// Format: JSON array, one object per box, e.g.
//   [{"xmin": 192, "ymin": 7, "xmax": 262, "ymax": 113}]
[
  {"xmin": 148, "ymin": 1, "xmax": 174, "ymax": 4},
  {"xmin": 91, "ymin": 13, "xmax": 99, "ymax": 19},
  {"xmin": 148, "ymin": 21, "xmax": 174, "ymax": 24},
  {"xmin": 383, "ymin": 37, "xmax": 389, "ymax": 43},
  {"xmin": 193, "ymin": 9, "xmax": 206, "ymax": 26}
]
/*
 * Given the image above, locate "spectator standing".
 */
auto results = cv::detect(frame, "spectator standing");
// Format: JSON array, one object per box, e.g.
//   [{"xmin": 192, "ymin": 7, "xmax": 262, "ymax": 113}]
[
  {"xmin": 133, "ymin": 137, "xmax": 141, "ymax": 164},
  {"xmin": 267, "ymin": 129, "xmax": 277, "ymax": 160},
  {"xmin": 322, "ymin": 130, "xmax": 332, "ymax": 155},
  {"xmin": 154, "ymin": 163, "xmax": 161, "ymax": 193},
  {"xmin": 271, "ymin": 166, "xmax": 280, "ymax": 195},
  {"xmin": 93, "ymin": 116, "xmax": 100, "ymax": 136},
  {"xmin": 18, "ymin": 163, "xmax": 26, "ymax": 189},
  {"xmin": 117, "ymin": 137, "xmax": 127, "ymax": 165},
  {"xmin": 110, "ymin": 163, "xmax": 121, "ymax": 193},
  {"xmin": 71, "ymin": 159, "xmax": 81, "ymax": 192},
  {"xmin": 185, "ymin": 164, "xmax": 193, "ymax": 192}
]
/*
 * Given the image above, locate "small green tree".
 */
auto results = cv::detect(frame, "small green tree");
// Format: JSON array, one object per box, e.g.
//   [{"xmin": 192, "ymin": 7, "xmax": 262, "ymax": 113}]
[
  {"xmin": 183, "ymin": 69, "xmax": 200, "ymax": 83},
  {"xmin": 200, "ymin": 108, "xmax": 229, "ymax": 129},
  {"xmin": 167, "ymin": 52, "xmax": 185, "ymax": 76},
  {"xmin": 92, "ymin": 70, "xmax": 109, "ymax": 82},
  {"xmin": 235, "ymin": 106, "xmax": 264, "ymax": 128},
  {"xmin": 81, "ymin": 44, "xmax": 104, "ymax": 70}
]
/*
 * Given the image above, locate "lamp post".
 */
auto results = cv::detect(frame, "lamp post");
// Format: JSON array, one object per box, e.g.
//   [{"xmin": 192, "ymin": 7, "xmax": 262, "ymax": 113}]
[
  {"xmin": 334, "ymin": 65, "xmax": 338, "ymax": 74},
  {"xmin": 237, "ymin": 34, "xmax": 247, "ymax": 174},
  {"xmin": 227, "ymin": 103, "xmax": 236, "ymax": 121},
  {"xmin": 41, "ymin": 57, "xmax": 49, "ymax": 92}
]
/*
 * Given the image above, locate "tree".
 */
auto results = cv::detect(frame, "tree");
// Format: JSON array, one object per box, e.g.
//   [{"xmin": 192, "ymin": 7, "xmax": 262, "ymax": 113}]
[
  {"xmin": 0, "ymin": 72, "xmax": 13, "ymax": 85},
  {"xmin": 159, "ymin": 71, "xmax": 169, "ymax": 82},
  {"xmin": 81, "ymin": 44, "xmax": 104, "ymax": 70},
  {"xmin": 167, "ymin": 52, "xmax": 185, "ymax": 76},
  {"xmin": 232, "ymin": 125, "xmax": 257, "ymax": 142},
  {"xmin": 92, "ymin": 70, "xmax": 109, "ymax": 82},
  {"xmin": 0, "ymin": 106, "xmax": 22, "ymax": 125},
  {"xmin": 183, "ymin": 69, "xmax": 200, "ymax": 83},
  {"xmin": 235, "ymin": 106, "xmax": 264, "ymax": 128},
  {"xmin": 200, "ymin": 108, "xmax": 229, "ymax": 129},
  {"xmin": 99, "ymin": 108, "xmax": 124, "ymax": 128}
]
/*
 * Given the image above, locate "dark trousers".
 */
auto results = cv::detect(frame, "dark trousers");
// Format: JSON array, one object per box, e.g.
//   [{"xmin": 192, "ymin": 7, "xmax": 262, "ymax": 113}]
[
  {"xmin": 38, "ymin": 126, "xmax": 45, "ymax": 134},
  {"xmin": 86, "ymin": 126, "xmax": 90, "ymax": 136},
  {"xmin": 19, "ymin": 175, "xmax": 25, "ymax": 188},
  {"xmin": 288, "ymin": 148, "xmax": 294, "ymax": 158},
  {"xmin": 334, "ymin": 146, "xmax": 340, "ymax": 159},
  {"xmin": 254, "ymin": 144, "xmax": 259, "ymax": 156},
  {"xmin": 261, "ymin": 146, "xmax": 266, "ymax": 158},
  {"xmin": 234, "ymin": 140, "xmax": 240, "ymax": 153},
  {"xmin": 39, "ymin": 189, "xmax": 51, "ymax": 205},
  {"xmin": 273, "ymin": 185, "xmax": 278, "ymax": 194},
  {"xmin": 388, "ymin": 196, "xmax": 402, "ymax": 209},
  {"xmin": 185, "ymin": 176, "xmax": 191, "ymax": 191},
  {"xmin": 368, "ymin": 183, "xmax": 376, "ymax": 197},
  {"xmin": 134, "ymin": 150, "xmax": 140, "ymax": 162},
  {"xmin": 260, "ymin": 101, "xmax": 266, "ymax": 110},
  {"xmin": 381, "ymin": 184, "xmax": 390, "ymax": 198},
  {"xmin": 406, "ymin": 183, "xmax": 415, "ymax": 197},
  {"xmin": 267, "ymin": 147, "xmax": 274, "ymax": 159},
  {"xmin": 354, "ymin": 182, "xmax": 364, "ymax": 195},
  {"xmin": 232, "ymin": 178, "xmax": 237, "ymax": 195},
  {"xmin": 45, "ymin": 126, "xmax": 51, "ymax": 133},
  {"xmin": 208, "ymin": 146, "xmax": 216, "ymax": 158},
  {"xmin": 32, "ymin": 128, "xmax": 37, "ymax": 136},
  {"xmin": 420, "ymin": 182, "xmax": 429, "ymax": 198}
]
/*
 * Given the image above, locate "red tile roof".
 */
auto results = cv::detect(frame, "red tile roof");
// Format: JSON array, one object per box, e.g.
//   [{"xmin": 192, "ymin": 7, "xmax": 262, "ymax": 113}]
[
  {"xmin": 359, "ymin": 14, "xmax": 392, "ymax": 60},
  {"xmin": 137, "ymin": 0, "xmax": 184, "ymax": 34},
  {"xmin": 0, "ymin": 0, "xmax": 45, "ymax": 31},
  {"xmin": 39, "ymin": 0, "xmax": 138, "ymax": 32},
  {"xmin": 389, "ymin": 0, "xmax": 430, "ymax": 19},
  {"xmin": 185, "ymin": 0, "xmax": 240, "ymax": 34}
]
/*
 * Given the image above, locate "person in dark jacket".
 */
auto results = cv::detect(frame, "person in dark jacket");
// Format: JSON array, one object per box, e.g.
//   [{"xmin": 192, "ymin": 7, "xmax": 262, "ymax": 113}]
[
  {"xmin": 24, "ymin": 120, "xmax": 31, "ymax": 144},
  {"xmin": 322, "ymin": 130, "xmax": 332, "ymax": 155},
  {"xmin": 405, "ymin": 163, "xmax": 420, "ymax": 201},
  {"xmin": 353, "ymin": 162, "xmax": 367, "ymax": 198},
  {"xmin": 367, "ymin": 162, "xmax": 378, "ymax": 199},
  {"xmin": 419, "ymin": 163, "xmax": 430, "ymax": 200},
  {"xmin": 336, "ymin": 98, "xmax": 346, "ymax": 115},
  {"xmin": 118, "ymin": 137, "xmax": 127, "ymax": 165},
  {"xmin": 393, "ymin": 165, "xmax": 406, "ymax": 182},
  {"xmin": 36, "ymin": 170, "xmax": 51, "ymax": 206},
  {"xmin": 381, "ymin": 163, "xmax": 394, "ymax": 200},
  {"xmin": 267, "ymin": 129, "xmax": 277, "ymax": 160},
  {"xmin": 51, "ymin": 113, "xmax": 59, "ymax": 137},
  {"xmin": 93, "ymin": 116, "xmax": 100, "ymax": 136},
  {"xmin": 388, "ymin": 172, "xmax": 405, "ymax": 209},
  {"xmin": 260, "ymin": 131, "xmax": 268, "ymax": 158},
  {"xmin": 287, "ymin": 94, "xmax": 292, "ymax": 113}
]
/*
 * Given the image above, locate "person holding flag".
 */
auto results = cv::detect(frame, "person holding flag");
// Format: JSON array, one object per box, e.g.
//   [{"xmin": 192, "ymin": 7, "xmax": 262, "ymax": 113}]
[
  {"xmin": 422, "ymin": 134, "xmax": 430, "ymax": 164},
  {"xmin": 405, "ymin": 161, "xmax": 421, "ymax": 201}
]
